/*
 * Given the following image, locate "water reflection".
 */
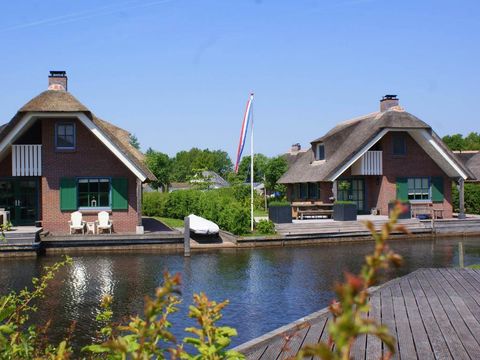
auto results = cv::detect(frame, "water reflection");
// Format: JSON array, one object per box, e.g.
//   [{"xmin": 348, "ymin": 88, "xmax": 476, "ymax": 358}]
[{"xmin": 1, "ymin": 236, "xmax": 479, "ymax": 350}]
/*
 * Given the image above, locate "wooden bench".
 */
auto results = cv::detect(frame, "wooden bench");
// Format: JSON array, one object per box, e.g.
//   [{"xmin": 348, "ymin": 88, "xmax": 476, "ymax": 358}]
[
  {"xmin": 291, "ymin": 202, "xmax": 334, "ymax": 220},
  {"xmin": 411, "ymin": 204, "xmax": 444, "ymax": 219}
]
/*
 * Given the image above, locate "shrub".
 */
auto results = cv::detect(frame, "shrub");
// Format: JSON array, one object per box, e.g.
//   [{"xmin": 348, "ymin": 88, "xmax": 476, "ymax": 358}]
[
  {"xmin": 452, "ymin": 182, "xmax": 480, "ymax": 214},
  {"xmin": 334, "ymin": 200, "xmax": 356, "ymax": 205},
  {"xmin": 217, "ymin": 203, "xmax": 250, "ymax": 235},
  {"xmin": 268, "ymin": 200, "xmax": 290, "ymax": 207},
  {"xmin": 143, "ymin": 191, "xmax": 169, "ymax": 216},
  {"xmin": 255, "ymin": 220, "xmax": 276, "ymax": 234}
]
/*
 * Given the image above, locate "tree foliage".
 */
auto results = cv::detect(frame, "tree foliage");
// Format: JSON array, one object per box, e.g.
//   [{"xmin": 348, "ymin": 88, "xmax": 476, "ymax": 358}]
[
  {"xmin": 129, "ymin": 134, "xmax": 141, "ymax": 150},
  {"xmin": 145, "ymin": 148, "xmax": 173, "ymax": 191},
  {"xmin": 442, "ymin": 132, "xmax": 480, "ymax": 151},
  {"xmin": 172, "ymin": 148, "xmax": 233, "ymax": 182}
]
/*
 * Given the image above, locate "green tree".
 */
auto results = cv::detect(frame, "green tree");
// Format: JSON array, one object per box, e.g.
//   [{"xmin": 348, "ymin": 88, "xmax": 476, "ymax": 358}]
[
  {"xmin": 172, "ymin": 148, "xmax": 233, "ymax": 182},
  {"xmin": 442, "ymin": 134, "xmax": 465, "ymax": 151},
  {"xmin": 442, "ymin": 132, "xmax": 480, "ymax": 151},
  {"xmin": 237, "ymin": 154, "xmax": 269, "ymax": 182},
  {"xmin": 264, "ymin": 156, "xmax": 288, "ymax": 194},
  {"xmin": 145, "ymin": 148, "xmax": 172, "ymax": 191},
  {"xmin": 129, "ymin": 133, "xmax": 141, "ymax": 150}
]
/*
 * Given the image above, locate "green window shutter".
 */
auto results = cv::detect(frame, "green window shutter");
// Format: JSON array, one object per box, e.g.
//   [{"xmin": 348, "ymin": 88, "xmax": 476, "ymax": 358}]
[
  {"xmin": 111, "ymin": 178, "xmax": 128, "ymax": 210},
  {"xmin": 431, "ymin": 177, "xmax": 444, "ymax": 202},
  {"xmin": 396, "ymin": 177, "xmax": 408, "ymax": 201},
  {"xmin": 60, "ymin": 178, "xmax": 77, "ymax": 211}
]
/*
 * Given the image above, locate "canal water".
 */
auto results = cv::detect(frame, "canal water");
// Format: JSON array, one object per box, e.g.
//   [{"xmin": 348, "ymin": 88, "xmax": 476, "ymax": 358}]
[{"xmin": 1, "ymin": 236, "xmax": 480, "ymax": 352}]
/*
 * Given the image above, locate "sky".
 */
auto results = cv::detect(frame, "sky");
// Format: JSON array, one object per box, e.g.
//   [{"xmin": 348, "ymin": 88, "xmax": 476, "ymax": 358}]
[{"xmin": 0, "ymin": 0, "xmax": 479, "ymax": 161}]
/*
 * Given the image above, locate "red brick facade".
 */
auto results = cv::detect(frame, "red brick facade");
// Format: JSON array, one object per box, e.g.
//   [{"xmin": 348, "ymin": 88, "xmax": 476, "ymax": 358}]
[
  {"xmin": 287, "ymin": 131, "xmax": 454, "ymax": 218},
  {"xmin": 0, "ymin": 117, "xmax": 140, "ymax": 234}
]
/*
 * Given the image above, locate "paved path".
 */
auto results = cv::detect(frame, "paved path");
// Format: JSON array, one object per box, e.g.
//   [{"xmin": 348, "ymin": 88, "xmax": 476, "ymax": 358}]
[{"xmin": 234, "ymin": 268, "xmax": 480, "ymax": 360}]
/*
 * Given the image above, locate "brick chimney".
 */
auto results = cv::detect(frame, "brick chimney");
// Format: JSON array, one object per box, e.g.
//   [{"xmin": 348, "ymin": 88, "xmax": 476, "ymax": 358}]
[
  {"xmin": 290, "ymin": 143, "xmax": 301, "ymax": 154},
  {"xmin": 48, "ymin": 71, "xmax": 68, "ymax": 91},
  {"xmin": 380, "ymin": 94, "xmax": 399, "ymax": 112}
]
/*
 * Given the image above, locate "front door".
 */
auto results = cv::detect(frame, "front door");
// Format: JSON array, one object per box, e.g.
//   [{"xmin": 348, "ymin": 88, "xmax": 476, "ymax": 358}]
[
  {"xmin": 0, "ymin": 178, "xmax": 38, "ymax": 226},
  {"xmin": 337, "ymin": 179, "xmax": 365, "ymax": 214}
]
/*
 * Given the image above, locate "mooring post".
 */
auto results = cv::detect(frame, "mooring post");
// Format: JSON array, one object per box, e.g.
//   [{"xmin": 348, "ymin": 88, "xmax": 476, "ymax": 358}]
[
  {"xmin": 184, "ymin": 216, "xmax": 191, "ymax": 257},
  {"xmin": 459, "ymin": 242, "xmax": 464, "ymax": 268}
]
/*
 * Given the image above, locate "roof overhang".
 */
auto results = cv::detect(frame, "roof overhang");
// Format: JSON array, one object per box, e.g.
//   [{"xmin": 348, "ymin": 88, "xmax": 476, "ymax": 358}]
[
  {"xmin": 328, "ymin": 128, "xmax": 468, "ymax": 181},
  {"xmin": 0, "ymin": 112, "xmax": 148, "ymax": 182}
]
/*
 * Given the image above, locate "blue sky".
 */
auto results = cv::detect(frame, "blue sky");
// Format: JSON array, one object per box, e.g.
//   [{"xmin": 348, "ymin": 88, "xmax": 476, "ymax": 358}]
[{"xmin": 0, "ymin": 0, "xmax": 479, "ymax": 160}]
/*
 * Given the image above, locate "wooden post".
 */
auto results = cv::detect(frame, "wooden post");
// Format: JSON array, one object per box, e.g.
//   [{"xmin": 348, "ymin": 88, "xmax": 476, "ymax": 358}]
[
  {"xmin": 184, "ymin": 216, "xmax": 191, "ymax": 257},
  {"xmin": 458, "ymin": 178, "xmax": 466, "ymax": 219},
  {"xmin": 459, "ymin": 242, "xmax": 464, "ymax": 268}
]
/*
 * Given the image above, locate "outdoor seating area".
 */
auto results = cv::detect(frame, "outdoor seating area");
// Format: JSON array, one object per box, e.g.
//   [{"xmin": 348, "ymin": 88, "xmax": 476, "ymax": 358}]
[
  {"xmin": 69, "ymin": 211, "xmax": 113, "ymax": 235},
  {"xmin": 291, "ymin": 201, "xmax": 334, "ymax": 220},
  {"xmin": 410, "ymin": 202, "xmax": 445, "ymax": 219}
]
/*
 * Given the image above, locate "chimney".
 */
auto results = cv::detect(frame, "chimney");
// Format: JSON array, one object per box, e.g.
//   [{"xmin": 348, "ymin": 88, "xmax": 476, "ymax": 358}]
[
  {"xmin": 380, "ymin": 94, "xmax": 399, "ymax": 112},
  {"xmin": 48, "ymin": 71, "xmax": 68, "ymax": 91},
  {"xmin": 291, "ymin": 143, "xmax": 301, "ymax": 154}
]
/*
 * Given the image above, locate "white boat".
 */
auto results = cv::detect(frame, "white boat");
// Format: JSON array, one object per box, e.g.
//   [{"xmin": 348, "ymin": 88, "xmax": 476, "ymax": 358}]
[{"xmin": 188, "ymin": 214, "xmax": 220, "ymax": 235}]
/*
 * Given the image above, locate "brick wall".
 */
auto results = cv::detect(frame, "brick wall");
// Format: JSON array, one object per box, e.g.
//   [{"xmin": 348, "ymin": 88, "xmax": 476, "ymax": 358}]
[
  {"xmin": 373, "ymin": 131, "xmax": 453, "ymax": 217},
  {"xmin": 41, "ymin": 118, "xmax": 139, "ymax": 234}
]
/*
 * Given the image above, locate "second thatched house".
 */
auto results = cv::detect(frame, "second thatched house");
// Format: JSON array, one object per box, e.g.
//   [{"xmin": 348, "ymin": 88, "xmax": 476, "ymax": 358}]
[{"xmin": 278, "ymin": 95, "xmax": 475, "ymax": 218}]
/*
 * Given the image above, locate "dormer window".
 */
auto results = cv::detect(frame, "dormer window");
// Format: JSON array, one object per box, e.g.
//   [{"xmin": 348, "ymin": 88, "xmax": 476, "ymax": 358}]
[
  {"xmin": 55, "ymin": 122, "xmax": 76, "ymax": 150},
  {"xmin": 316, "ymin": 143, "xmax": 325, "ymax": 160}
]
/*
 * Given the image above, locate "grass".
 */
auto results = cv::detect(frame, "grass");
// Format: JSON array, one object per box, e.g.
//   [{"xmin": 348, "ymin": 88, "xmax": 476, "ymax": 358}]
[
  {"xmin": 467, "ymin": 264, "xmax": 480, "ymax": 269},
  {"xmin": 155, "ymin": 217, "xmax": 184, "ymax": 228},
  {"xmin": 253, "ymin": 209, "xmax": 268, "ymax": 217}
]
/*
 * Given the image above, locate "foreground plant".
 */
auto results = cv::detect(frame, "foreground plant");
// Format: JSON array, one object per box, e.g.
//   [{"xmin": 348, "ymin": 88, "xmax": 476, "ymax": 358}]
[
  {"xmin": 297, "ymin": 202, "xmax": 407, "ymax": 360},
  {"xmin": 0, "ymin": 256, "xmax": 73, "ymax": 359},
  {"xmin": 83, "ymin": 273, "xmax": 244, "ymax": 360},
  {"xmin": 178, "ymin": 293, "xmax": 243, "ymax": 360}
]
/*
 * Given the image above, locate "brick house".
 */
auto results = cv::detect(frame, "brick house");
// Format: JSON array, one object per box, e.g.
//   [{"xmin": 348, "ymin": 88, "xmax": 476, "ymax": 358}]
[
  {"xmin": 279, "ymin": 95, "xmax": 474, "ymax": 218},
  {"xmin": 0, "ymin": 71, "xmax": 156, "ymax": 234}
]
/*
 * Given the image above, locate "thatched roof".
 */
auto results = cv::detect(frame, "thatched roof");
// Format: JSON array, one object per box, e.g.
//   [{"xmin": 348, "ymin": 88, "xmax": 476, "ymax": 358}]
[
  {"xmin": 0, "ymin": 90, "xmax": 155, "ymax": 182},
  {"xmin": 279, "ymin": 108, "xmax": 473, "ymax": 184},
  {"xmin": 454, "ymin": 151, "xmax": 480, "ymax": 182}
]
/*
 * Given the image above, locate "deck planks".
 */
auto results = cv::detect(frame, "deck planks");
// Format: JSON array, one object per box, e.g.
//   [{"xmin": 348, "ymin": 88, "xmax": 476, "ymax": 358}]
[{"xmin": 236, "ymin": 269, "xmax": 480, "ymax": 360}]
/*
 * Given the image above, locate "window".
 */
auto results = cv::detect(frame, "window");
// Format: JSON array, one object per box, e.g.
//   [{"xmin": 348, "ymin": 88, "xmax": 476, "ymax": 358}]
[
  {"xmin": 316, "ymin": 144, "xmax": 325, "ymax": 160},
  {"xmin": 308, "ymin": 183, "xmax": 319, "ymax": 199},
  {"xmin": 407, "ymin": 177, "xmax": 430, "ymax": 201},
  {"xmin": 78, "ymin": 178, "xmax": 111, "ymax": 208},
  {"xmin": 392, "ymin": 134, "xmax": 406, "ymax": 156},
  {"xmin": 299, "ymin": 183, "xmax": 308, "ymax": 199},
  {"xmin": 55, "ymin": 123, "xmax": 75, "ymax": 150}
]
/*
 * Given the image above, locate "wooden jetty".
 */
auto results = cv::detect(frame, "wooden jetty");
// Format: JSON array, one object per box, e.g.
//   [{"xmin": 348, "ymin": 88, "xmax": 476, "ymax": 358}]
[{"xmin": 234, "ymin": 268, "xmax": 480, "ymax": 360}]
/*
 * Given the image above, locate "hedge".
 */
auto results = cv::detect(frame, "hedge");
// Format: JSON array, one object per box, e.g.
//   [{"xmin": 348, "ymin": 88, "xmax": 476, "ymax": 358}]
[
  {"xmin": 452, "ymin": 182, "xmax": 480, "ymax": 215},
  {"xmin": 143, "ymin": 188, "xmax": 251, "ymax": 234}
]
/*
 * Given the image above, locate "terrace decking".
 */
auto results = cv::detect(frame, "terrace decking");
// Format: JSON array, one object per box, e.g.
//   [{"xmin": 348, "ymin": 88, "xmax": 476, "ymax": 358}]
[
  {"xmin": 275, "ymin": 217, "xmax": 432, "ymax": 238},
  {"xmin": 234, "ymin": 268, "xmax": 480, "ymax": 360}
]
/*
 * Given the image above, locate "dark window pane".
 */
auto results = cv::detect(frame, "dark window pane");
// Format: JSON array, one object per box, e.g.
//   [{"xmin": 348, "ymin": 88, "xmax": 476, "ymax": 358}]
[
  {"xmin": 78, "ymin": 193, "xmax": 89, "ymax": 207},
  {"xmin": 317, "ymin": 144, "xmax": 325, "ymax": 160},
  {"xmin": 393, "ymin": 135, "xmax": 406, "ymax": 155},
  {"xmin": 56, "ymin": 123, "xmax": 75, "ymax": 149},
  {"xmin": 99, "ymin": 193, "xmax": 109, "ymax": 207}
]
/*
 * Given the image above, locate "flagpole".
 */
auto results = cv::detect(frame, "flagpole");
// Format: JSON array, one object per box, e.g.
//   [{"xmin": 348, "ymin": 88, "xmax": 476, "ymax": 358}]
[{"xmin": 250, "ymin": 93, "xmax": 254, "ymax": 232}]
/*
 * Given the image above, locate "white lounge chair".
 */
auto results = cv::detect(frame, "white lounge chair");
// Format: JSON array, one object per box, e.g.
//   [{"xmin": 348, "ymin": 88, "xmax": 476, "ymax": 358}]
[
  {"xmin": 96, "ymin": 211, "xmax": 112, "ymax": 234},
  {"xmin": 69, "ymin": 211, "xmax": 86, "ymax": 234}
]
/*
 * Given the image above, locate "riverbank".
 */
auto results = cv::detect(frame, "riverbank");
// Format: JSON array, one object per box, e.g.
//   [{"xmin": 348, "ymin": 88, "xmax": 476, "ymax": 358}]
[{"xmin": 2, "ymin": 217, "xmax": 480, "ymax": 257}]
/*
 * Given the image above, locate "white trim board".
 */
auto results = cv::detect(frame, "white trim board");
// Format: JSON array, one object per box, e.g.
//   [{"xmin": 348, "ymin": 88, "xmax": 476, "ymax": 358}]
[{"xmin": 0, "ymin": 112, "xmax": 147, "ymax": 182}]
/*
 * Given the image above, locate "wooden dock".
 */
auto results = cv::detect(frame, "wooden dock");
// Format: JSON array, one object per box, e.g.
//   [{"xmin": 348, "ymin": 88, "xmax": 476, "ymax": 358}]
[
  {"xmin": 234, "ymin": 268, "xmax": 480, "ymax": 360},
  {"xmin": 275, "ymin": 218, "xmax": 432, "ymax": 238}
]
